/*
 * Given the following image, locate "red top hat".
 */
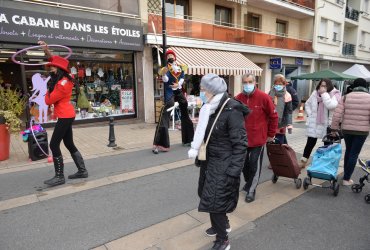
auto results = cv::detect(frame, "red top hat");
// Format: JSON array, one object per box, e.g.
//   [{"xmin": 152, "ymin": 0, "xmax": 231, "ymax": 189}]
[
  {"xmin": 47, "ymin": 56, "xmax": 70, "ymax": 73},
  {"xmin": 165, "ymin": 49, "xmax": 176, "ymax": 60}
]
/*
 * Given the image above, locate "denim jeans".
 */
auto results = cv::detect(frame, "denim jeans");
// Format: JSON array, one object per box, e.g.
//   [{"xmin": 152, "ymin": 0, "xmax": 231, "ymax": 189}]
[{"xmin": 343, "ymin": 134, "xmax": 368, "ymax": 181}]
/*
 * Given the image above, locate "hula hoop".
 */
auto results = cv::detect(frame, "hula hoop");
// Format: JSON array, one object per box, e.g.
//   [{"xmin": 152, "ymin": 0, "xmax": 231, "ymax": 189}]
[{"xmin": 11, "ymin": 44, "xmax": 73, "ymax": 66}]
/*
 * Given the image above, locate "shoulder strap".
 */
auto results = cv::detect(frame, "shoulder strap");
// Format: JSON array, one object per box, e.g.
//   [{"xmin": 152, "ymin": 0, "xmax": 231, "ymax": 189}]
[{"xmin": 204, "ymin": 98, "xmax": 230, "ymax": 147}]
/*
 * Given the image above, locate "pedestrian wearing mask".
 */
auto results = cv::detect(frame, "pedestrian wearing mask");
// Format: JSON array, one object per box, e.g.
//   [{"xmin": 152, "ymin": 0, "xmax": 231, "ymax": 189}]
[
  {"xmin": 331, "ymin": 78, "xmax": 370, "ymax": 186},
  {"xmin": 300, "ymin": 79, "xmax": 341, "ymax": 168},
  {"xmin": 39, "ymin": 41, "xmax": 88, "ymax": 187},
  {"xmin": 235, "ymin": 74, "xmax": 278, "ymax": 203},
  {"xmin": 268, "ymin": 74, "xmax": 293, "ymax": 144},
  {"xmin": 188, "ymin": 74, "xmax": 248, "ymax": 250}
]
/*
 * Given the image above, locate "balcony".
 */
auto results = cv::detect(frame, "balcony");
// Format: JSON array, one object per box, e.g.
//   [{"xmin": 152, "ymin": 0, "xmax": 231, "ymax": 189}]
[
  {"xmin": 346, "ymin": 7, "xmax": 360, "ymax": 21},
  {"xmin": 342, "ymin": 43, "xmax": 356, "ymax": 56},
  {"xmin": 247, "ymin": 0, "xmax": 314, "ymax": 18},
  {"xmin": 280, "ymin": 0, "xmax": 315, "ymax": 10},
  {"xmin": 148, "ymin": 14, "xmax": 312, "ymax": 52}
]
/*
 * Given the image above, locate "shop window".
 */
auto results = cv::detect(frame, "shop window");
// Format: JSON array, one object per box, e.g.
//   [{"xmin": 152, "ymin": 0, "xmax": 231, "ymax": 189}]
[
  {"xmin": 2, "ymin": 47, "xmax": 136, "ymax": 123},
  {"xmin": 165, "ymin": 0, "xmax": 189, "ymax": 19},
  {"xmin": 276, "ymin": 19, "xmax": 287, "ymax": 37},
  {"xmin": 47, "ymin": 0, "xmax": 139, "ymax": 15},
  {"xmin": 215, "ymin": 5, "xmax": 232, "ymax": 27},
  {"xmin": 246, "ymin": 13, "xmax": 261, "ymax": 32}
]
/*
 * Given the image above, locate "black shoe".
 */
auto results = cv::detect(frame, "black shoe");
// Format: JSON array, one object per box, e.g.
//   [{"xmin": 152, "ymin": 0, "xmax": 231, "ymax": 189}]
[
  {"xmin": 182, "ymin": 142, "xmax": 191, "ymax": 147},
  {"xmin": 211, "ymin": 239, "xmax": 230, "ymax": 250},
  {"xmin": 69, "ymin": 151, "xmax": 88, "ymax": 179},
  {"xmin": 152, "ymin": 147, "xmax": 159, "ymax": 154},
  {"xmin": 44, "ymin": 156, "xmax": 65, "ymax": 187},
  {"xmin": 245, "ymin": 192, "xmax": 255, "ymax": 203},
  {"xmin": 205, "ymin": 222, "xmax": 231, "ymax": 237}
]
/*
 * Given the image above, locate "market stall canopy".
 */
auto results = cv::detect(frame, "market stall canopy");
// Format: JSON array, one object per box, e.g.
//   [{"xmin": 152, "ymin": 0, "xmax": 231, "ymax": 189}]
[
  {"xmin": 342, "ymin": 64, "xmax": 370, "ymax": 81},
  {"xmin": 291, "ymin": 69, "xmax": 357, "ymax": 80},
  {"xmin": 168, "ymin": 47, "xmax": 262, "ymax": 76}
]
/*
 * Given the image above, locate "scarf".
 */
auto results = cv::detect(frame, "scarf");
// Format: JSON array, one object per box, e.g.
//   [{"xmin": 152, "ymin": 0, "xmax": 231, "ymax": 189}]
[
  {"xmin": 190, "ymin": 93, "xmax": 225, "ymax": 151},
  {"xmin": 316, "ymin": 88, "xmax": 341, "ymax": 124},
  {"xmin": 269, "ymin": 88, "xmax": 285, "ymax": 124}
]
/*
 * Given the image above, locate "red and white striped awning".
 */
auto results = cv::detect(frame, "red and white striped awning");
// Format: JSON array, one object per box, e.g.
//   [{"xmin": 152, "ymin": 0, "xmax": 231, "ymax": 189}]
[{"xmin": 169, "ymin": 47, "xmax": 262, "ymax": 76}]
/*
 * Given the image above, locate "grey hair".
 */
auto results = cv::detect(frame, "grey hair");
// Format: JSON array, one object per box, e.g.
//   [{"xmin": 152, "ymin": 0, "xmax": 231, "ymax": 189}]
[{"xmin": 242, "ymin": 73, "xmax": 256, "ymax": 82}]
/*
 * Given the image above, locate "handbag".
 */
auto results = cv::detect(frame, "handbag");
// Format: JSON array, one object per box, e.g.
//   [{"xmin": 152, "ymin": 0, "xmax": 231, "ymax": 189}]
[{"xmin": 198, "ymin": 98, "xmax": 230, "ymax": 161}]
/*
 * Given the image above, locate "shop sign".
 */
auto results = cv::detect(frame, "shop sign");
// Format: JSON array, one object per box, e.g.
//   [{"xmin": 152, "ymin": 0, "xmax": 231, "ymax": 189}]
[
  {"xmin": 120, "ymin": 89, "xmax": 135, "ymax": 114},
  {"xmin": 269, "ymin": 58, "xmax": 282, "ymax": 69},
  {"xmin": 296, "ymin": 57, "xmax": 303, "ymax": 65},
  {"xmin": 0, "ymin": 7, "xmax": 143, "ymax": 51}
]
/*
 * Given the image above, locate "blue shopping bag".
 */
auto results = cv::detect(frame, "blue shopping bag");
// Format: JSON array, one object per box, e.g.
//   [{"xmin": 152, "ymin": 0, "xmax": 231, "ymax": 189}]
[{"xmin": 307, "ymin": 143, "xmax": 342, "ymax": 180}]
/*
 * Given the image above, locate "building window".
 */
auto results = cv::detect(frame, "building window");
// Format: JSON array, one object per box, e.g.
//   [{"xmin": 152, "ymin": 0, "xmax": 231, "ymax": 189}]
[
  {"xmin": 319, "ymin": 18, "xmax": 328, "ymax": 39},
  {"xmin": 165, "ymin": 0, "xmax": 189, "ymax": 18},
  {"xmin": 333, "ymin": 22, "xmax": 341, "ymax": 42},
  {"xmin": 360, "ymin": 31, "xmax": 367, "ymax": 49},
  {"xmin": 364, "ymin": 0, "xmax": 370, "ymax": 13},
  {"xmin": 276, "ymin": 19, "xmax": 287, "ymax": 36},
  {"xmin": 246, "ymin": 13, "xmax": 261, "ymax": 32},
  {"xmin": 215, "ymin": 5, "xmax": 232, "ymax": 26}
]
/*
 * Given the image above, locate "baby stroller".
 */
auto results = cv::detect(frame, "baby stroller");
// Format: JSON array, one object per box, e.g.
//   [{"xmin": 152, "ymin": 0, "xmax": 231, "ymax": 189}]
[
  {"xmin": 351, "ymin": 159, "xmax": 370, "ymax": 204},
  {"xmin": 303, "ymin": 134, "xmax": 342, "ymax": 196}
]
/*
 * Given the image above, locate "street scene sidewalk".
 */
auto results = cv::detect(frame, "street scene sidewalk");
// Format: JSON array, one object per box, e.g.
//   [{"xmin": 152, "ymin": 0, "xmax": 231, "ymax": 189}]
[{"xmin": 0, "ymin": 119, "xmax": 369, "ymax": 250}]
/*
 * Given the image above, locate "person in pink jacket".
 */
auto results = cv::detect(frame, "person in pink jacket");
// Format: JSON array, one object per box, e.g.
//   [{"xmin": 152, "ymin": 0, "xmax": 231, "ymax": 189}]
[{"xmin": 331, "ymin": 78, "xmax": 370, "ymax": 186}]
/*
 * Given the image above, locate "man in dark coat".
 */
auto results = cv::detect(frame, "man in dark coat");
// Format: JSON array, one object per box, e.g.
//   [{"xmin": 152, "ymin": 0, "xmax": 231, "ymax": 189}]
[
  {"xmin": 188, "ymin": 73, "xmax": 248, "ymax": 250},
  {"xmin": 286, "ymin": 80, "xmax": 300, "ymax": 111}
]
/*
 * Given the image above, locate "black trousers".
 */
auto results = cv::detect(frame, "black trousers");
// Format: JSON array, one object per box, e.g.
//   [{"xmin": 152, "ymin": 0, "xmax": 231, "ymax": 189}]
[
  {"xmin": 302, "ymin": 136, "xmax": 331, "ymax": 159},
  {"xmin": 210, "ymin": 213, "xmax": 228, "ymax": 241},
  {"xmin": 173, "ymin": 90, "xmax": 194, "ymax": 144},
  {"xmin": 153, "ymin": 92, "xmax": 194, "ymax": 148},
  {"xmin": 50, "ymin": 118, "xmax": 78, "ymax": 158},
  {"xmin": 153, "ymin": 100, "xmax": 173, "ymax": 149},
  {"xmin": 242, "ymin": 146, "xmax": 264, "ymax": 194}
]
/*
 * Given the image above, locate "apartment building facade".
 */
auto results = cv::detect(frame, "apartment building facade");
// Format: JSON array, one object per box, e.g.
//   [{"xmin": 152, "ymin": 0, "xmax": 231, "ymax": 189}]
[
  {"xmin": 314, "ymin": 0, "xmax": 370, "ymax": 71},
  {"xmin": 140, "ymin": 0, "xmax": 318, "ymax": 122}
]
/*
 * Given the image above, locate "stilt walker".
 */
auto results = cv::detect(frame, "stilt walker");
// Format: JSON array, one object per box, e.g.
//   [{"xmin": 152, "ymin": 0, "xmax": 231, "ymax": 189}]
[{"xmin": 152, "ymin": 50, "xmax": 194, "ymax": 154}]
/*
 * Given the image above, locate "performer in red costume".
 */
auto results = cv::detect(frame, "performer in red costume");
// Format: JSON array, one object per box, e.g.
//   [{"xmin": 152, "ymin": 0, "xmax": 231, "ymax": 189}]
[{"xmin": 39, "ymin": 41, "xmax": 88, "ymax": 187}]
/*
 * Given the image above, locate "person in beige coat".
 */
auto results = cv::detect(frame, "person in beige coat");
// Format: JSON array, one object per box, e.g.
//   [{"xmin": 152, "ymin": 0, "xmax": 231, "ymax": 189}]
[{"xmin": 331, "ymin": 78, "xmax": 370, "ymax": 186}]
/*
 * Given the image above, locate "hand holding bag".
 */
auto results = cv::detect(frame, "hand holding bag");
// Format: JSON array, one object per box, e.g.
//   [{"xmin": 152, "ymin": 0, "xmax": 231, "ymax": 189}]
[{"xmin": 198, "ymin": 98, "xmax": 230, "ymax": 161}]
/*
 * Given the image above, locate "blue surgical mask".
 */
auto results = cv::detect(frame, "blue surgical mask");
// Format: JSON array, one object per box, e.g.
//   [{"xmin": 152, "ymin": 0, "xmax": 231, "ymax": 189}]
[
  {"xmin": 199, "ymin": 91, "xmax": 207, "ymax": 103},
  {"xmin": 243, "ymin": 84, "xmax": 255, "ymax": 93},
  {"xmin": 274, "ymin": 85, "xmax": 284, "ymax": 92}
]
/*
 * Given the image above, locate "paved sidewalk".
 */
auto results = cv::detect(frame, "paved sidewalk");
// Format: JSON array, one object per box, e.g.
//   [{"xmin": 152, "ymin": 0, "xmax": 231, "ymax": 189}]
[{"xmin": 2, "ymin": 119, "xmax": 182, "ymax": 170}]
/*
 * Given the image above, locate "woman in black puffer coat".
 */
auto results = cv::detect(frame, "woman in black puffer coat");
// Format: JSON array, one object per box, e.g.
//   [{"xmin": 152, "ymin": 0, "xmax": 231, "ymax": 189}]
[{"xmin": 188, "ymin": 73, "xmax": 248, "ymax": 250}]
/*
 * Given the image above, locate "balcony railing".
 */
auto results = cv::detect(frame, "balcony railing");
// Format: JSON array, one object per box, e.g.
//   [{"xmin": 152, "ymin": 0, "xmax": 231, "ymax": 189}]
[
  {"xmin": 148, "ymin": 14, "xmax": 312, "ymax": 52},
  {"xmin": 280, "ymin": 0, "xmax": 315, "ymax": 10},
  {"xmin": 346, "ymin": 7, "xmax": 360, "ymax": 21},
  {"xmin": 342, "ymin": 43, "xmax": 356, "ymax": 56}
]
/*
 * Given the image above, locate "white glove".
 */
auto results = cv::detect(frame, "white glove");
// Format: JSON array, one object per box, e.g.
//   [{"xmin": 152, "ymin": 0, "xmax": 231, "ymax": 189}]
[{"xmin": 188, "ymin": 148, "xmax": 198, "ymax": 158}]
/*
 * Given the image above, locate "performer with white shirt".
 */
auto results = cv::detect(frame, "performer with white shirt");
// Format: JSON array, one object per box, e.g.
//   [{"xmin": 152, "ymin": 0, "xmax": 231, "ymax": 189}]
[{"xmin": 152, "ymin": 50, "xmax": 194, "ymax": 154}]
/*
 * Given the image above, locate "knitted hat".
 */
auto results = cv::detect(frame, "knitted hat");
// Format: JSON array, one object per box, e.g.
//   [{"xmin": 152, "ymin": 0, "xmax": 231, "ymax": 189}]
[
  {"xmin": 200, "ymin": 73, "xmax": 227, "ymax": 95},
  {"xmin": 165, "ymin": 49, "xmax": 176, "ymax": 60},
  {"xmin": 353, "ymin": 78, "xmax": 368, "ymax": 88}
]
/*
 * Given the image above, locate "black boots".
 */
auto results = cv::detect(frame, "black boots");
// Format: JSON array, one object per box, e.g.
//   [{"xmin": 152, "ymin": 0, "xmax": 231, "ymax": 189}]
[
  {"xmin": 68, "ymin": 151, "xmax": 88, "ymax": 179},
  {"xmin": 44, "ymin": 156, "xmax": 65, "ymax": 187}
]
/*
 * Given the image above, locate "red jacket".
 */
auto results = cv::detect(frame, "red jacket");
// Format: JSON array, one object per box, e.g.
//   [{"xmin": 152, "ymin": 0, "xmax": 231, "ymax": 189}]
[
  {"xmin": 45, "ymin": 77, "xmax": 75, "ymax": 118},
  {"xmin": 235, "ymin": 89, "xmax": 278, "ymax": 147}
]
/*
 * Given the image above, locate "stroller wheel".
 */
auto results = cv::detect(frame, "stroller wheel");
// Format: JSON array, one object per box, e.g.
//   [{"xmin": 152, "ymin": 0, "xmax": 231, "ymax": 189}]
[
  {"xmin": 303, "ymin": 177, "xmax": 310, "ymax": 190},
  {"xmin": 271, "ymin": 174, "xmax": 278, "ymax": 184},
  {"xmin": 333, "ymin": 182, "xmax": 340, "ymax": 197},
  {"xmin": 295, "ymin": 178, "xmax": 302, "ymax": 189},
  {"xmin": 351, "ymin": 184, "xmax": 363, "ymax": 193},
  {"xmin": 365, "ymin": 194, "xmax": 370, "ymax": 204}
]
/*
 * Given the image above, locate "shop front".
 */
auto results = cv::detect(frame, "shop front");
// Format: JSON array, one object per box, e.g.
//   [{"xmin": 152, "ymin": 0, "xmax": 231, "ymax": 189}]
[{"xmin": 0, "ymin": 6, "xmax": 143, "ymax": 125}]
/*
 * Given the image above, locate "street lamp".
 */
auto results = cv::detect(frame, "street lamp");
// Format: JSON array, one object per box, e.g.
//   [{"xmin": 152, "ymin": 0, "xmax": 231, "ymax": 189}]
[{"xmin": 162, "ymin": 0, "xmax": 167, "ymax": 60}]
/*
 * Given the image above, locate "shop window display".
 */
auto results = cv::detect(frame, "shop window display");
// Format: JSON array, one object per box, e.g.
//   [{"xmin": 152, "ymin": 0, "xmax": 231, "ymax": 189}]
[{"xmin": 0, "ymin": 47, "xmax": 135, "ymax": 124}]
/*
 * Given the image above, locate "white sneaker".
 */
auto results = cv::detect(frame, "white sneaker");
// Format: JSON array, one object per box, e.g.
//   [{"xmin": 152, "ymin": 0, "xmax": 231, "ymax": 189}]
[
  {"xmin": 300, "ymin": 157, "xmax": 308, "ymax": 168},
  {"xmin": 342, "ymin": 179, "xmax": 354, "ymax": 186}
]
